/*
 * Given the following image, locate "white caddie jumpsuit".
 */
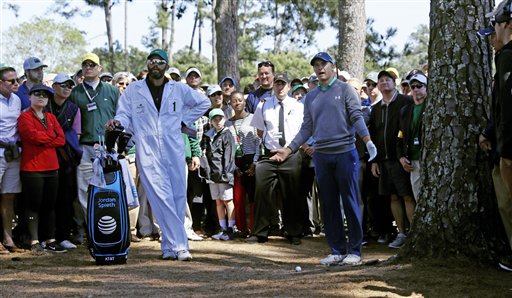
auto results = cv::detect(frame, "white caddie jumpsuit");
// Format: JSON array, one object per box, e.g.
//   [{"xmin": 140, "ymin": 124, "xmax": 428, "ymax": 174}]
[{"xmin": 115, "ymin": 79, "xmax": 210, "ymax": 253}]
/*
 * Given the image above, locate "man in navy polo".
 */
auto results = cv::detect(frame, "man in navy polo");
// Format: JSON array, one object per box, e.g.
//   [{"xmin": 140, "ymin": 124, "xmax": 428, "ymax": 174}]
[{"xmin": 15, "ymin": 57, "xmax": 48, "ymax": 110}]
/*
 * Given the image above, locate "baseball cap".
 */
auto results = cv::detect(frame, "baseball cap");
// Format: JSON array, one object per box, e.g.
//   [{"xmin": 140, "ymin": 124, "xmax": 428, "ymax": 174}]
[
  {"xmin": 378, "ymin": 70, "xmax": 397, "ymax": 81},
  {"xmin": 409, "ymin": 73, "xmax": 428, "ymax": 85},
  {"xmin": 29, "ymin": 83, "xmax": 54, "ymax": 97},
  {"xmin": 0, "ymin": 63, "xmax": 15, "ymax": 73},
  {"xmin": 209, "ymin": 108, "xmax": 225, "ymax": 120},
  {"xmin": 53, "ymin": 73, "xmax": 76, "ymax": 86},
  {"xmin": 486, "ymin": 0, "xmax": 512, "ymax": 23},
  {"xmin": 401, "ymin": 69, "xmax": 425, "ymax": 85},
  {"xmin": 292, "ymin": 84, "xmax": 307, "ymax": 94},
  {"xmin": 82, "ymin": 53, "xmax": 100, "ymax": 65},
  {"xmin": 220, "ymin": 76, "xmax": 237, "ymax": 87},
  {"xmin": 207, "ymin": 84, "xmax": 222, "ymax": 96},
  {"xmin": 310, "ymin": 52, "xmax": 335, "ymax": 66},
  {"xmin": 405, "ymin": 69, "xmax": 424, "ymax": 80},
  {"xmin": 338, "ymin": 70, "xmax": 352, "ymax": 81},
  {"xmin": 364, "ymin": 71, "xmax": 379, "ymax": 84},
  {"xmin": 401, "ymin": 78, "xmax": 410, "ymax": 86},
  {"xmin": 290, "ymin": 78, "xmax": 302, "ymax": 86},
  {"xmin": 274, "ymin": 73, "xmax": 289, "ymax": 83},
  {"xmin": 147, "ymin": 49, "xmax": 169, "ymax": 63},
  {"xmin": 478, "ymin": 26, "xmax": 496, "ymax": 37},
  {"xmin": 168, "ymin": 67, "xmax": 181, "ymax": 77},
  {"xmin": 99, "ymin": 72, "xmax": 113, "ymax": 79},
  {"xmin": 185, "ymin": 67, "xmax": 202, "ymax": 78},
  {"xmin": 23, "ymin": 57, "xmax": 48, "ymax": 70},
  {"xmin": 308, "ymin": 74, "xmax": 318, "ymax": 84},
  {"xmin": 385, "ymin": 67, "xmax": 400, "ymax": 79}
]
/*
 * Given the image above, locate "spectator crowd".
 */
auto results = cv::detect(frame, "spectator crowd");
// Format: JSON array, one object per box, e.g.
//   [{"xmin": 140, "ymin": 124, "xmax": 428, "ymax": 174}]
[{"xmin": 0, "ymin": 0, "xmax": 511, "ymax": 271}]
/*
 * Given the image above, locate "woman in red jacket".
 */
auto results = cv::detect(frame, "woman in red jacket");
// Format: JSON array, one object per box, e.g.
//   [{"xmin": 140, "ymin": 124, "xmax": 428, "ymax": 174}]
[{"xmin": 18, "ymin": 83, "xmax": 66, "ymax": 254}]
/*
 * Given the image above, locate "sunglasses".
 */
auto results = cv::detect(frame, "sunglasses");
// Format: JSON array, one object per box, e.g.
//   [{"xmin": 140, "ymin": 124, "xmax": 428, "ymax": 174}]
[
  {"xmin": 82, "ymin": 62, "xmax": 97, "ymax": 68},
  {"xmin": 258, "ymin": 61, "xmax": 274, "ymax": 68},
  {"xmin": 57, "ymin": 83, "xmax": 73, "ymax": 89},
  {"xmin": 101, "ymin": 77, "xmax": 113, "ymax": 82},
  {"xmin": 148, "ymin": 58, "xmax": 167, "ymax": 66},
  {"xmin": 117, "ymin": 82, "xmax": 129, "ymax": 86},
  {"xmin": 2, "ymin": 78, "xmax": 18, "ymax": 85},
  {"xmin": 410, "ymin": 84, "xmax": 425, "ymax": 90},
  {"xmin": 31, "ymin": 91, "xmax": 50, "ymax": 98},
  {"xmin": 366, "ymin": 82, "xmax": 377, "ymax": 88},
  {"xmin": 210, "ymin": 92, "xmax": 222, "ymax": 97}
]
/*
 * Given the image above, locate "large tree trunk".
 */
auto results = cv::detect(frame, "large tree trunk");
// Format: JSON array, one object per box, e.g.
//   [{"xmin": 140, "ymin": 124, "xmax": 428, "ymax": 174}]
[
  {"xmin": 103, "ymin": 0, "xmax": 115, "ymax": 70},
  {"xmin": 338, "ymin": 0, "xmax": 365, "ymax": 80},
  {"xmin": 398, "ymin": 0, "xmax": 506, "ymax": 264},
  {"xmin": 214, "ymin": 0, "xmax": 239, "ymax": 82}
]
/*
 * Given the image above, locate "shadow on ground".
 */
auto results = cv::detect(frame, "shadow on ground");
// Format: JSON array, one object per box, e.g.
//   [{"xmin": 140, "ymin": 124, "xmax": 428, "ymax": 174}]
[{"xmin": 0, "ymin": 236, "xmax": 510, "ymax": 297}]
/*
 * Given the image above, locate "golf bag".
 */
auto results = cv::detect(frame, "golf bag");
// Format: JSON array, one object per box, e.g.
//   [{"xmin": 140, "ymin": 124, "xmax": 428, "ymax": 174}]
[{"xmin": 87, "ymin": 126, "xmax": 132, "ymax": 265}]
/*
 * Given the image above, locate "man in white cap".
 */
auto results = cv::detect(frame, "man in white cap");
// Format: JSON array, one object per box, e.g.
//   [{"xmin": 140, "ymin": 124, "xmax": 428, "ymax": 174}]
[
  {"xmin": 185, "ymin": 67, "xmax": 204, "ymax": 95},
  {"xmin": 15, "ymin": 57, "xmax": 48, "ymax": 110},
  {"xmin": 397, "ymin": 74, "xmax": 428, "ymax": 204},
  {"xmin": 168, "ymin": 67, "xmax": 181, "ymax": 82}
]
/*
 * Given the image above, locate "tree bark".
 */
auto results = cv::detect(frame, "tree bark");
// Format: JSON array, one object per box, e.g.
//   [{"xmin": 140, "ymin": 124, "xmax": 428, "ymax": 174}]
[
  {"xmin": 103, "ymin": 0, "xmax": 115, "ymax": 70},
  {"xmin": 211, "ymin": 0, "xmax": 216, "ymax": 66},
  {"xmin": 337, "ymin": 0, "xmax": 365, "ymax": 80},
  {"xmin": 398, "ymin": 0, "xmax": 506, "ymax": 264},
  {"xmin": 214, "ymin": 0, "xmax": 239, "ymax": 83}
]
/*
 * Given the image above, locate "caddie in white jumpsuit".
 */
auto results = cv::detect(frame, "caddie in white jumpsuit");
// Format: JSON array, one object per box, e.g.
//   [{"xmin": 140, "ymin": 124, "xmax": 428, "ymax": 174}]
[{"xmin": 107, "ymin": 49, "xmax": 210, "ymax": 260}]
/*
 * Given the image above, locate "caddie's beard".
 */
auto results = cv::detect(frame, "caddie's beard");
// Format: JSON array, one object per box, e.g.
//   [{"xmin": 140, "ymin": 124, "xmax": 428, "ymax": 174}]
[{"xmin": 149, "ymin": 68, "xmax": 165, "ymax": 80}]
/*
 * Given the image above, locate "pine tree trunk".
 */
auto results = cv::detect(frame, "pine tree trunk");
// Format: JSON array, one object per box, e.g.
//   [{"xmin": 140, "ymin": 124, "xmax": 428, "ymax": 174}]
[
  {"xmin": 214, "ymin": 0, "xmax": 239, "ymax": 82},
  {"xmin": 103, "ymin": 0, "xmax": 115, "ymax": 70},
  {"xmin": 337, "ymin": 0, "xmax": 365, "ymax": 80},
  {"xmin": 398, "ymin": 0, "xmax": 507, "ymax": 263}
]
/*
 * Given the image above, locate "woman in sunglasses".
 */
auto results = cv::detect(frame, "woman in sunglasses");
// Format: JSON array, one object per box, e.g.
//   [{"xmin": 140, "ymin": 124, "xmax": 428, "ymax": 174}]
[
  {"xmin": 17, "ymin": 83, "xmax": 67, "ymax": 254},
  {"xmin": 112, "ymin": 72, "xmax": 133, "ymax": 96},
  {"xmin": 49, "ymin": 74, "xmax": 82, "ymax": 250}
]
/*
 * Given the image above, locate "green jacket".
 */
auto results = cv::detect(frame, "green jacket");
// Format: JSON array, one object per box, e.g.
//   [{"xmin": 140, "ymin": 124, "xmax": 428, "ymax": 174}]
[
  {"xmin": 69, "ymin": 81, "xmax": 119, "ymax": 144},
  {"xmin": 183, "ymin": 133, "xmax": 201, "ymax": 163}
]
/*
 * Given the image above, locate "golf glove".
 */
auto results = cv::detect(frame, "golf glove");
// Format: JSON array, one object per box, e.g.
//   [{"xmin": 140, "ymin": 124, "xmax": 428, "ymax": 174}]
[{"xmin": 366, "ymin": 140, "xmax": 377, "ymax": 162}]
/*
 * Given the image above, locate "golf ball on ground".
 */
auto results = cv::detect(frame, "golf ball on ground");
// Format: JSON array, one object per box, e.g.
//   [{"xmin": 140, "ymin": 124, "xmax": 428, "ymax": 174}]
[{"xmin": 295, "ymin": 266, "xmax": 302, "ymax": 272}]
